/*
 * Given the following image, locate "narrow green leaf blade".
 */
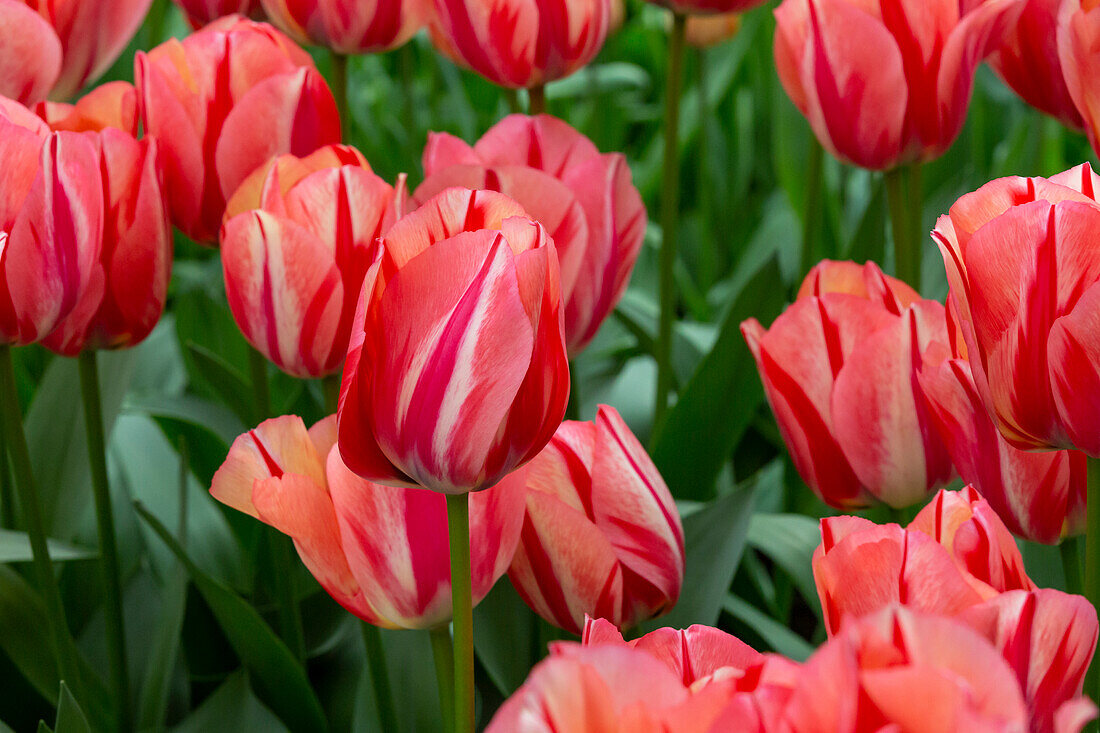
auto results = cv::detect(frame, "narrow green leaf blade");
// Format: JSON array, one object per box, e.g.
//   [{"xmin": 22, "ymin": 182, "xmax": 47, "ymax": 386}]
[
  {"xmin": 0, "ymin": 531, "xmax": 95, "ymax": 564},
  {"xmin": 53, "ymin": 683, "xmax": 90, "ymax": 733}
]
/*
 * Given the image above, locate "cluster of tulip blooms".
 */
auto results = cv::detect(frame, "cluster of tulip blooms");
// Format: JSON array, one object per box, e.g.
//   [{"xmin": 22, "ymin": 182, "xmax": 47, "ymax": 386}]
[{"xmin": 3, "ymin": 0, "xmax": 1100, "ymax": 730}]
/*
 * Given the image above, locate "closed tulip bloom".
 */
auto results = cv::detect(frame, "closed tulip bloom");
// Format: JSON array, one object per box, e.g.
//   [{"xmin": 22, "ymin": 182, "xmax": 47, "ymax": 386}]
[
  {"xmin": 742, "ymin": 261, "xmax": 953, "ymax": 509},
  {"xmin": 431, "ymin": 0, "xmax": 611, "ymax": 89},
  {"xmin": 508, "ymin": 405, "xmax": 684, "ymax": 634},
  {"xmin": 211, "ymin": 415, "xmax": 526, "ymax": 628},
  {"xmin": 337, "ymin": 187, "xmax": 570, "ymax": 495},
  {"xmin": 262, "ymin": 0, "xmax": 430, "ymax": 54},
  {"xmin": 773, "ymin": 0, "xmax": 1023, "ymax": 170},
  {"xmin": 918, "ymin": 343, "xmax": 1087, "ymax": 544},
  {"xmin": 0, "ymin": 99, "xmax": 103, "ymax": 346},
  {"xmin": 0, "ymin": 0, "xmax": 61, "ymax": 105},
  {"xmin": 419, "ymin": 114, "xmax": 646, "ymax": 354},
  {"xmin": 933, "ymin": 163, "xmax": 1100, "ymax": 455},
  {"xmin": 1060, "ymin": 0, "xmax": 1100, "ymax": 154},
  {"xmin": 136, "ymin": 17, "xmax": 341, "ymax": 243},
  {"xmin": 221, "ymin": 146, "xmax": 404, "ymax": 377},
  {"xmin": 172, "ymin": 0, "xmax": 266, "ymax": 28}
]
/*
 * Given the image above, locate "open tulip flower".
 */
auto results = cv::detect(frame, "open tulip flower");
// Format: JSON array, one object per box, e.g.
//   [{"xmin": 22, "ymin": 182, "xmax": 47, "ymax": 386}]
[
  {"xmin": 136, "ymin": 17, "xmax": 341, "ymax": 244},
  {"xmin": 337, "ymin": 187, "xmax": 570, "ymax": 495},
  {"xmin": 418, "ymin": 114, "xmax": 646, "ymax": 355},
  {"xmin": 262, "ymin": 0, "xmax": 430, "ymax": 54},
  {"xmin": 933, "ymin": 163, "xmax": 1100, "ymax": 456},
  {"xmin": 1060, "ymin": 0, "xmax": 1100, "ymax": 155},
  {"xmin": 221, "ymin": 145, "xmax": 405, "ymax": 378},
  {"xmin": 742, "ymin": 260, "xmax": 954, "ymax": 509},
  {"xmin": 211, "ymin": 414, "xmax": 526, "ymax": 629},
  {"xmin": 508, "ymin": 405, "xmax": 684, "ymax": 634},
  {"xmin": 172, "ymin": 0, "xmax": 266, "ymax": 27},
  {"xmin": 430, "ymin": 0, "xmax": 611, "ymax": 89},
  {"xmin": 773, "ymin": 0, "xmax": 1023, "ymax": 170}
]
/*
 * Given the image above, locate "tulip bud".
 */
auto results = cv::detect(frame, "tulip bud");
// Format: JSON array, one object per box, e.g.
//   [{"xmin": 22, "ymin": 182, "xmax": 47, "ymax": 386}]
[
  {"xmin": 221, "ymin": 145, "xmax": 404, "ymax": 377},
  {"xmin": 773, "ymin": 0, "xmax": 1023, "ymax": 170},
  {"xmin": 211, "ymin": 414, "xmax": 527, "ymax": 629},
  {"xmin": 430, "ymin": 0, "xmax": 611, "ymax": 89},
  {"xmin": 507, "ymin": 406, "xmax": 683, "ymax": 634},
  {"xmin": 419, "ymin": 115, "xmax": 646, "ymax": 355},
  {"xmin": 261, "ymin": 0, "xmax": 430, "ymax": 54},
  {"xmin": 337, "ymin": 187, "xmax": 570, "ymax": 495},
  {"xmin": 172, "ymin": 0, "xmax": 266, "ymax": 28},
  {"xmin": 0, "ymin": 0, "xmax": 61, "ymax": 105},
  {"xmin": 136, "ymin": 17, "xmax": 341, "ymax": 243}
]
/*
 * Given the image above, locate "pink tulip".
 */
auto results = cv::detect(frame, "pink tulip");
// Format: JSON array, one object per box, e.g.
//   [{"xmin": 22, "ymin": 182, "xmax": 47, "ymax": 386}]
[
  {"xmin": 261, "ymin": 0, "xmax": 431, "ymax": 54},
  {"xmin": 918, "ymin": 343, "xmax": 1087, "ymax": 544},
  {"xmin": 649, "ymin": 0, "xmax": 767, "ymax": 14},
  {"xmin": 773, "ymin": 0, "xmax": 1023, "ymax": 169},
  {"xmin": 136, "ymin": 17, "xmax": 341, "ymax": 244},
  {"xmin": 418, "ymin": 114, "xmax": 646, "ymax": 354},
  {"xmin": 337, "ymin": 187, "xmax": 569, "ymax": 495},
  {"xmin": 1059, "ymin": 0, "xmax": 1100, "ymax": 154},
  {"xmin": 0, "ymin": 98, "xmax": 103, "ymax": 346},
  {"xmin": 508, "ymin": 406, "xmax": 684, "ymax": 634},
  {"xmin": 933, "ymin": 163, "xmax": 1100, "ymax": 456},
  {"xmin": 431, "ymin": 0, "xmax": 611, "ymax": 89},
  {"xmin": 742, "ymin": 260, "xmax": 953, "ymax": 509},
  {"xmin": 221, "ymin": 145, "xmax": 405, "ymax": 377},
  {"xmin": 211, "ymin": 414, "xmax": 526, "ymax": 628},
  {"xmin": 0, "ymin": 0, "xmax": 61, "ymax": 105},
  {"xmin": 35, "ymin": 86, "xmax": 171, "ymax": 355},
  {"xmin": 172, "ymin": 0, "xmax": 266, "ymax": 28}
]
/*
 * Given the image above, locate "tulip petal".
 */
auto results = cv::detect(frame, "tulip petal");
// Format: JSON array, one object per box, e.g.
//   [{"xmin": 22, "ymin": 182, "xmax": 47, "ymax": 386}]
[
  {"xmin": 1048, "ymin": 282, "xmax": 1100, "ymax": 457},
  {"xmin": 473, "ymin": 114, "xmax": 602, "ymax": 177},
  {"xmin": 0, "ymin": 0, "xmax": 61, "ymax": 106}
]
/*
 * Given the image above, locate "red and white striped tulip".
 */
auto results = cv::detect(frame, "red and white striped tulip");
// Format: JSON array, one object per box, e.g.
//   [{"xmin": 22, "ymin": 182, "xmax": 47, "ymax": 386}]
[
  {"xmin": 419, "ymin": 114, "xmax": 646, "ymax": 354},
  {"xmin": 742, "ymin": 260, "xmax": 953, "ymax": 509},
  {"xmin": 0, "ymin": 0, "xmax": 61, "ymax": 105},
  {"xmin": 337, "ymin": 187, "xmax": 570, "ymax": 495},
  {"xmin": 211, "ymin": 414, "xmax": 526, "ymax": 629},
  {"xmin": 136, "ymin": 17, "xmax": 341, "ymax": 244},
  {"xmin": 1059, "ymin": 0, "xmax": 1100, "ymax": 155},
  {"xmin": 933, "ymin": 163, "xmax": 1100, "ymax": 456},
  {"xmin": 508, "ymin": 405, "xmax": 684, "ymax": 634},
  {"xmin": 261, "ymin": 0, "xmax": 431, "ymax": 54},
  {"xmin": 431, "ymin": 0, "xmax": 612, "ymax": 89},
  {"xmin": 773, "ymin": 0, "xmax": 1023, "ymax": 170},
  {"xmin": 221, "ymin": 145, "xmax": 404, "ymax": 377},
  {"xmin": 172, "ymin": 0, "xmax": 266, "ymax": 27},
  {"xmin": 0, "ymin": 98, "xmax": 103, "ymax": 346}
]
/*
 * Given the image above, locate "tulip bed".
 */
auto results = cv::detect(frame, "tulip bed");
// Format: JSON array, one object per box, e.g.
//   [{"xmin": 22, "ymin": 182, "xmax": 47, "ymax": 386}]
[{"xmin": 2, "ymin": 0, "xmax": 1100, "ymax": 731}]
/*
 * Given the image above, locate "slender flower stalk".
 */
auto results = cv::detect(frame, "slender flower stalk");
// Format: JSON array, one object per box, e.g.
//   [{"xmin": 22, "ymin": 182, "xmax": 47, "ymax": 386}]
[
  {"xmin": 430, "ymin": 625, "xmax": 456, "ymax": 733},
  {"xmin": 801, "ymin": 139, "xmax": 825, "ymax": 281},
  {"xmin": 1061, "ymin": 538, "xmax": 1083, "ymax": 596},
  {"xmin": 361, "ymin": 622, "xmax": 399, "ymax": 733},
  {"xmin": 0, "ymin": 419, "xmax": 13, "ymax": 529},
  {"xmin": 528, "ymin": 84, "xmax": 546, "ymax": 115},
  {"xmin": 884, "ymin": 163, "xmax": 924, "ymax": 292},
  {"xmin": 1086, "ymin": 457, "xmax": 1100, "ymax": 706},
  {"xmin": 78, "ymin": 352, "xmax": 131, "ymax": 732},
  {"xmin": 331, "ymin": 52, "xmax": 350, "ymax": 133},
  {"xmin": 447, "ymin": 494, "xmax": 474, "ymax": 733},
  {"xmin": 655, "ymin": 12, "xmax": 687, "ymax": 427}
]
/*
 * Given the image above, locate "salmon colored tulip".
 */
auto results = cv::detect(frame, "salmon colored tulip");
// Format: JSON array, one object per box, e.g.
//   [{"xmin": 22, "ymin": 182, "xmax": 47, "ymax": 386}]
[
  {"xmin": 36, "ymin": 81, "xmax": 138, "ymax": 135},
  {"xmin": 0, "ymin": 0, "xmax": 61, "ymax": 105},
  {"xmin": 918, "ymin": 343, "xmax": 1087, "ymax": 544},
  {"xmin": 35, "ymin": 88, "xmax": 171, "ymax": 355},
  {"xmin": 650, "ymin": 0, "xmax": 766, "ymax": 14},
  {"xmin": 0, "ymin": 98, "xmax": 103, "ymax": 346},
  {"xmin": 418, "ymin": 114, "xmax": 646, "ymax": 354},
  {"xmin": 684, "ymin": 12, "xmax": 742, "ymax": 48},
  {"xmin": 211, "ymin": 414, "xmax": 527, "ymax": 628},
  {"xmin": 773, "ymin": 0, "xmax": 1023, "ymax": 170},
  {"xmin": 221, "ymin": 145, "xmax": 405, "ymax": 377},
  {"xmin": 742, "ymin": 260, "xmax": 953, "ymax": 509},
  {"xmin": 136, "ymin": 17, "xmax": 341, "ymax": 244},
  {"xmin": 508, "ymin": 405, "xmax": 684, "ymax": 634},
  {"xmin": 430, "ymin": 0, "xmax": 611, "ymax": 89},
  {"xmin": 337, "ymin": 187, "xmax": 569, "ymax": 495},
  {"xmin": 172, "ymin": 0, "xmax": 266, "ymax": 27},
  {"xmin": 1059, "ymin": 0, "xmax": 1100, "ymax": 154},
  {"xmin": 261, "ymin": 0, "xmax": 431, "ymax": 54},
  {"xmin": 933, "ymin": 163, "xmax": 1100, "ymax": 456}
]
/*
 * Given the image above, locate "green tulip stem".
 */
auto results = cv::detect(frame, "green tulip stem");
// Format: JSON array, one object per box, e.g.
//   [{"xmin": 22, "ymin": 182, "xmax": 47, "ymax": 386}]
[
  {"xmin": 1085, "ymin": 457, "xmax": 1100, "ymax": 707},
  {"xmin": 430, "ymin": 625, "xmax": 456, "ymax": 733},
  {"xmin": 361, "ymin": 622, "xmax": 399, "ymax": 733},
  {"xmin": 78, "ymin": 352, "xmax": 132, "ymax": 732},
  {"xmin": 322, "ymin": 373, "xmax": 341, "ymax": 416},
  {"xmin": 528, "ymin": 84, "xmax": 547, "ymax": 115},
  {"xmin": 1061, "ymin": 537, "xmax": 1082, "ymax": 596},
  {"xmin": 655, "ymin": 11, "xmax": 687, "ymax": 428},
  {"xmin": 884, "ymin": 162, "xmax": 924, "ymax": 292},
  {"xmin": 0, "ymin": 415, "xmax": 13, "ymax": 529},
  {"xmin": 801, "ymin": 140, "xmax": 825, "ymax": 281},
  {"xmin": 446, "ymin": 493, "xmax": 475, "ymax": 733}
]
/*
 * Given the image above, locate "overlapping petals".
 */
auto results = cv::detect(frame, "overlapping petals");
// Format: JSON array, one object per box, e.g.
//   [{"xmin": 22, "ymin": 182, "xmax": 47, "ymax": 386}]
[
  {"xmin": 262, "ymin": 0, "xmax": 430, "ymax": 54},
  {"xmin": 0, "ymin": 0, "xmax": 62, "ymax": 105}
]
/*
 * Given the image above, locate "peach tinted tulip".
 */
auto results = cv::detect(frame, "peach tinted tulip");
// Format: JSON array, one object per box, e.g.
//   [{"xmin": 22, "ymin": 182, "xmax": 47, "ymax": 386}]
[
  {"xmin": 211, "ymin": 415, "xmax": 526, "ymax": 629},
  {"xmin": 337, "ymin": 188, "xmax": 569, "ymax": 495},
  {"xmin": 0, "ymin": 0, "xmax": 61, "ymax": 105},
  {"xmin": 136, "ymin": 17, "xmax": 341, "ymax": 243},
  {"xmin": 172, "ymin": 0, "xmax": 266, "ymax": 27},
  {"xmin": 742, "ymin": 260, "xmax": 953, "ymax": 509},
  {"xmin": 1060, "ymin": 0, "xmax": 1100, "ymax": 153},
  {"xmin": 773, "ymin": 0, "xmax": 1023, "ymax": 170},
  {"xmin": 419, "ymin": 114, "xmax": 646, "ymax": 354},
  {"xmin": 933, "ymin": 163, "xmax": 1100, "ymax": 455},
  {"xmin": 38, "ymin": 91, "xmax": 171, "ymax": 355},
  {"xmin": 261, "ymin": 0, "xmax": 431, "ymax": 54},
  {"xmin": 0, "ymin": 99, "xmax": 103, "ymax": 346},
  {"xmin": 22, "ymin": 0, "xmax": 154, "ymax": 101},
  {"xmin": 431, "ymin": 0, "xmax": 611, "ymax": 89},
  {"xmin": 508, "ymin": 406, "xmax": 684, "ymax": 634},
  {"xmin": 685, "ymin": 12, "xmax": 742, "ymax": 48},
  {"xmin": 221, "ymin": 145, "xmax": 404, "ymax": 377},
  {"xmin": 36, "ymin": 81, "xmax": 139, "ymax": 135},
  {"xmin": 918, "ymin": 344, "xmax": 1087, "ymax": 544},
  {"xmin": 785, "ymin": 607, "xmax": 1030, "ymax": 732}
]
